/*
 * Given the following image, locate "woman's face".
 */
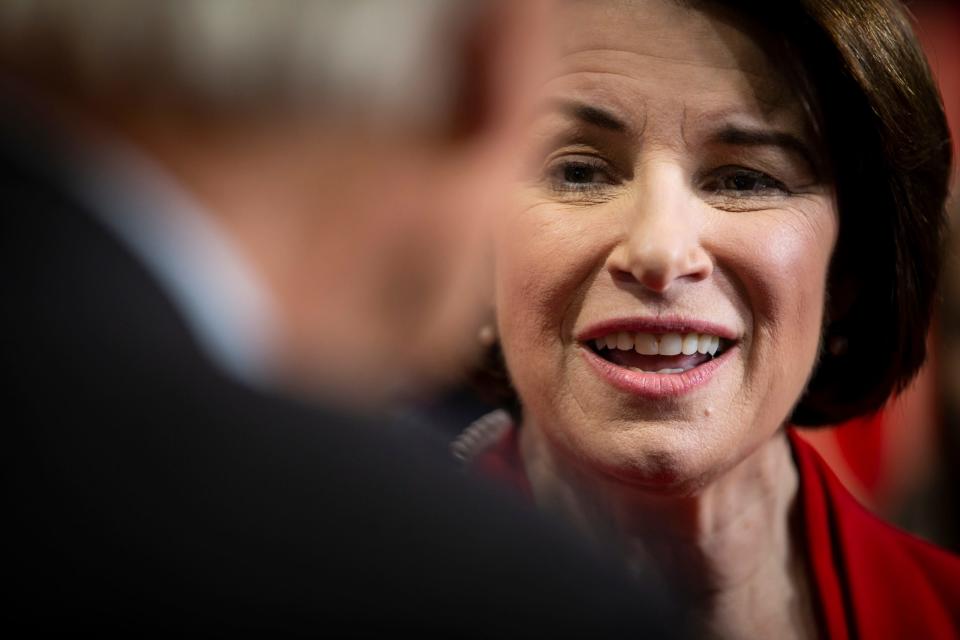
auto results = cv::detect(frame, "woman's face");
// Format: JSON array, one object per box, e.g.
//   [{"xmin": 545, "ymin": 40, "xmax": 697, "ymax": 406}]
[{"xmin": 496, "ymin": 0, "xmax": 838, "ymax": 492}]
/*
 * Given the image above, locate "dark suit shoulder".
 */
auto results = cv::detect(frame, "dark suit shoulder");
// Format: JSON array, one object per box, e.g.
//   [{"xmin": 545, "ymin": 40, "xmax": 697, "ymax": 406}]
[{"xmin": 1, "ymin": 154, "xmax": 676, "ymax": 637}]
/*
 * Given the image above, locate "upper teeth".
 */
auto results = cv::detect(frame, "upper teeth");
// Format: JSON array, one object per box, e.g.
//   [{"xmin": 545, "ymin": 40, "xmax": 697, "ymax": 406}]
[{"xmin": 594, "ymin": 332, "xmax": 720, "ymax": 356}]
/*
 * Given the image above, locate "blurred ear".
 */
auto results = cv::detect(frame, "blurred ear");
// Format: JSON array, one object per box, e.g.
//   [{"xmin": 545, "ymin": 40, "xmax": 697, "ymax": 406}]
[{"xmin": 444, "ymin": 0, "xmax": 549, "ymax": 143}]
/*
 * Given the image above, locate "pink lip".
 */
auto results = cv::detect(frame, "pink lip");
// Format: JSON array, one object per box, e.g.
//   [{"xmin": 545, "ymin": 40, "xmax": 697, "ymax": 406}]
[
  {"xmin": 575, "ymin": 315, "xmax": 739, "ymax": 399},
  {"xmin": 575, "ymin": 316, "xmax": 739, "ymax": 342},
  {"xmin": 581, "ymin": 344, "xmax": 736, "ymax": 399}
]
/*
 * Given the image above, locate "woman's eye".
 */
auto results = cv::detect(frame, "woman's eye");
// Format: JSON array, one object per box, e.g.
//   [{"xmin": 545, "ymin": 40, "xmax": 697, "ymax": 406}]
[
  {"xmin": 705, "ymin": 167, "xmax": 789, "ymax": 196},
  {"xmin": 561, "ymin": 163, "xmax": 601, "ymax": 184},
  {"xmin": 544, "ymin": 157, "xmax": 616, "ymax": 194}
]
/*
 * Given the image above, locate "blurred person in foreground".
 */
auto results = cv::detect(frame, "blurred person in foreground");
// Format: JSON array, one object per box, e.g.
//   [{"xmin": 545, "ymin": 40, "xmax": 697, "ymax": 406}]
[
  {"xmin": 455, "ymin": 0, "xmax": 960, "ymax": 638},
  {"xmin": 0, "ymin": 0, "xmax": 678, "ymax": 635}
]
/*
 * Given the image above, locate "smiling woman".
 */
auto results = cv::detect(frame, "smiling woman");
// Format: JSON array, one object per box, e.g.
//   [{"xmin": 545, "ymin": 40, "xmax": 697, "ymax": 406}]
[
  {"xmin": 502, "ymin": 0, "xmax": 840, "ymax": 489},
  {"xmin": 457, "ymin": 0, "xmax": 960, "ymax": 638}
]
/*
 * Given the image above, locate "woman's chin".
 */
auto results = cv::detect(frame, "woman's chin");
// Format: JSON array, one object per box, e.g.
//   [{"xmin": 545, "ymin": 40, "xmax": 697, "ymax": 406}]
[{"xmin": 559, "ymin": 421, "xmax": 742, "ymax": 496}]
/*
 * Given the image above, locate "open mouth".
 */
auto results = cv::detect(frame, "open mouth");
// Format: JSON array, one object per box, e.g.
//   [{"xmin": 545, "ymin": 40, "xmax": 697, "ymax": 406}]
[{"xmin": 585, "ymin": 331, "xmax": 733, "ymax": 375}]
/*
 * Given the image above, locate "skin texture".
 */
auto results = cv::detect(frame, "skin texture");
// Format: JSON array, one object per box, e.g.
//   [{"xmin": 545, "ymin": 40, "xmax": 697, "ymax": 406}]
[{"xmin": 496, "ymin": 1, "xmax": 836, "ymax": 636}]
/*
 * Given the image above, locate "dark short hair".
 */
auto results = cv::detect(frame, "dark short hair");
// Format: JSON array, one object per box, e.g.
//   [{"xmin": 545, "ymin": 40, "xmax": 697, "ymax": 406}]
[
  {"xmin": 754, "ymin": 0, "xmax": 952, "ymax": 425},
  {"xmin": 474, "ymin": 0, "xmax": 953, "ymax": 427}
]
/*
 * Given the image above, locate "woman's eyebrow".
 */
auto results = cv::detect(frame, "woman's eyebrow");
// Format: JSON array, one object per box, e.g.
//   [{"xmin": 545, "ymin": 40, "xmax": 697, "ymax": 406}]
[
  {"xmin": 544, "ymin": 99, "xmax": 630, "ymax": 133},
  {"xmin": 709, "ymin": 125, "xmax": 819, "ymax": 173}
]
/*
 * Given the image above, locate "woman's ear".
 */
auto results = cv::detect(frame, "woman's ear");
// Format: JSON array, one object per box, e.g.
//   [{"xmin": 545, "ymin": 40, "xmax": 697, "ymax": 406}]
[
  {"xmin": 822, "ymin": 265, "xmax": 858, "ymax": 358},
  {"xmin": 827, "ymin": 271, "xmax": 858, "ymax": 323}
]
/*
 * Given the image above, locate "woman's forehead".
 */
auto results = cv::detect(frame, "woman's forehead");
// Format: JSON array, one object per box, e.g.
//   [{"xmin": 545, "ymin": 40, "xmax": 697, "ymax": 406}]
[
  {"xmin": 542, "ymin": 0, "xmax": 807, "ymax": 138},
  {"xmin": 556, "ymin": 0, "xmax": 770, "ymax": 73}
]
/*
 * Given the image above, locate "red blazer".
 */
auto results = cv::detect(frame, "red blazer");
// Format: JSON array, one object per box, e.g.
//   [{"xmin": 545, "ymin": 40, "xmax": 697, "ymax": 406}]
[
  {"xmin": 790, "ymin": 430, "xmax": 960, "ymax": 639},
  {"xmin": 459, "ymin": 416, "xmax": 960, "ymax": 639}
]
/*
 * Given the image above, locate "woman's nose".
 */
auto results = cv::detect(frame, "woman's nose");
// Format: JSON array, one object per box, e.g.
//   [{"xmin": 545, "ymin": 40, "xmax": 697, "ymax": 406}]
[{"xmin": 609, "ymin": 164, "xmax": 712, "ymax": 293}]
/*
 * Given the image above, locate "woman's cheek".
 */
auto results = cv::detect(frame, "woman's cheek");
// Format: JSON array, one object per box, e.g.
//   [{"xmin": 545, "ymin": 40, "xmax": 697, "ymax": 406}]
[
  {"xmin": 496, "ymin": 203, "xmax": 604, "ymax": 391},
  {"xmin": 762, "ymin": 205, "xmax": 836, "ymax": 337},
  {"xmin": 716, "ymin": 204, "xmax": 837, "ymax": 399},
  {"xmin": 497, "ymin": 203, "xmax": 597, "ymax": 325}
]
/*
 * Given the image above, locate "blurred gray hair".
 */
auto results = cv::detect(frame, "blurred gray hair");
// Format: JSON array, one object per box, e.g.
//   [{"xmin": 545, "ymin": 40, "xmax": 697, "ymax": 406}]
[{"xmin": 0, "ymin": 0, "xmax": 484, "ymax": 122}]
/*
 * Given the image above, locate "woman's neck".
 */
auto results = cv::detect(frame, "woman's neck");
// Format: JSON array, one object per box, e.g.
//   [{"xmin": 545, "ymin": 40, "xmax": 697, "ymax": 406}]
[{"xmin": 518, "ymin": 425, "xmax": 817, "ymax": 639}]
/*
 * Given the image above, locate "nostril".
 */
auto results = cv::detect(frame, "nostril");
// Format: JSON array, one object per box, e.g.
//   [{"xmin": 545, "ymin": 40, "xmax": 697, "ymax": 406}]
[
  {"xmin": 611, "ymin": 256, "xmax": 711, "ymax": 293},
  {"xmin": 611, "ymin": 268, "xmax": 638, "ymax": 284},
  {"xmin": 610, "ymin": 265, "xmax": 673, "ymax": 292},
  {"xmin": 636, "ymin": 269, "xmax": 676, "ymax": 293},
  {"xmin": 607, "ymin": 234, "xmax": 712, "ymax": 293}
]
